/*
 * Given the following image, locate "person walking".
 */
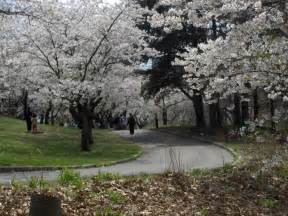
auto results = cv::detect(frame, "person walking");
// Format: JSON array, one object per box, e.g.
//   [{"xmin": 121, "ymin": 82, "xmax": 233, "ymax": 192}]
[{"xmin": 127, "ymin": 114, "xmax": 136, "ymax": 135}]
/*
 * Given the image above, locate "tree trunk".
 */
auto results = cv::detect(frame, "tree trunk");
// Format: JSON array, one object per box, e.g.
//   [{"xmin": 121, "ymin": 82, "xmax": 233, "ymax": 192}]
[
  {"xmin": 253, "ymin": 88, "xmax": 259, "ymax": 120},
  {"xmin": 45, "ymin": 101, "xmax": 53, "ymax": 125},
  {"xmin": 161, "ymin": 97, "xmax": 168, "ymax": 126},
  {"xmin": 70, "ymin": 99, "xmax": 102, "ymax": 151},
  {"xmin": 216, "ymin": 100, "xmax": 222, "ymax": 127},
  {"xmin": 44, "ymin": 110, "xmax": 50, "ymax": 124},
  {"xmin": 155, "ymin": 113, "xmax": 159, "ymax": 129},
  {"xmin": 162, "ymin": 108, "xmax": 168, "ymax": 126},
  {"xmin": 80, "ymin": 112, "xmax": 93, "ymax": 151},
  {"xmin": 23, "ymin": 89, "xmax": 32, "ymax": 132},
  {"xmin": 241, "ymin": 101, "xmax": 249, "ymax": 125},
  {"xmin": 40, "ymin": 113, "xmax": 44, "ymax": 124},
  {"xmin": 233, "ymin": 94, "xmax": 241, "ymax": 127},
  {"xmin": 209, "ymin": 100, "xmax": 222, "ymax": 128},
  {"xmin": 270, "ymin": 99, "xmax": 275, "ymax": 132},
  {"xmin": 178, "ymin": 87, "xmax": 205, "ymax": 128},
  {"xmin": 51, "ymin": 110, "xmax": 55, "ymax": 126},
  {"xmin": 192, "ymin": 95, "xmax": 205, "ymax": 128},
  {"xmin": 69, "ymin": 106, "xmax": 81, "ymax": 129}
]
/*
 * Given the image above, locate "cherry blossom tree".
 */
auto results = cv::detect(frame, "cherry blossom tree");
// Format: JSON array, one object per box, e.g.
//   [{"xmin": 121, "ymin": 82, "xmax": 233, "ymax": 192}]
[
  {"xmin": 2, "ymin": 0, "xmax": 154, "ymax": 151},
  {"xmin": 169, "ymin": 0, "xmax": 287, "ymax": 131},
  {"xmin": 132, "ymin": 0, "xmax": 288, "ymax": 129}
]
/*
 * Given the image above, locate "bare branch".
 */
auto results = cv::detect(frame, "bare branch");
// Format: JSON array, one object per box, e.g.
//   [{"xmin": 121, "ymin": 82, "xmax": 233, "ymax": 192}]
[{"xmin": 81, "ymin": 9, "xmax": 124, "ymax": 82}]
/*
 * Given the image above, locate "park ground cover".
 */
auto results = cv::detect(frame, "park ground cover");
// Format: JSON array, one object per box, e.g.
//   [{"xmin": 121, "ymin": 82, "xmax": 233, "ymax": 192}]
[
  {"xmin": 0, "ymin": 116, "xmax": 141, "ymax": 167},
  {"xmin": 1, "ymin": 153, "xmax": 287, "ymax": 215},
  {"xmin": 0, "ymin": 128, "xmax": 287, "ymax": 215}
]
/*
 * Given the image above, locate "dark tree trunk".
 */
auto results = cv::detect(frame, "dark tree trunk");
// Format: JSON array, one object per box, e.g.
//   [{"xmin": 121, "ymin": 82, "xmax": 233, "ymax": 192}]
[
  {"xmin": 70, "ymin": 104, "xmax": 94, "ymax": 151},
  {"xmin": 40, "ymin": 113, "xmax": 44, "ymax": 124},
  {"xmin": 23, "ymin": 90, "xmax": 32, "ymax": 132},
  {"xmin": 178, "ymin": 87, "xmax": 205, "ymax": 128},
  {"xmin": 253, "ymin": 89, "xmax": 259, "ymax": 120},
  {"xmin": 51, "ymin": 111, "xmax": 55, "ymax": 126},
  {"xmin": 192, "ymin": 95, "xmax": 205, "ymax": 128},
  {"xmin": 44, "ymin": 110, "xmax": 50, "ymax": 124},
  {"xmin": 209, "ymin": 100, "xmax": 222, "ymax": 128},
  {"xmin": 155, "ymin": 113, "xmax": 159, "ymax": 129},
  {"xmin": 211, "ymin": 16, "xmax": 217, "ymax": 40},
  {"xmin": 45, "ymin": 101, "xmax": 53, "ymax": 125},
  {"xmin": 88, "ymin": 119, "xmax": 94, "ymax": 144},
  {"xmin": 80, "ymin": 111, "xmax": 93, "ymax": 151},
  {"xmin": 241, "ymin": 101, "xmax": 249, "ymax": 125},
  {"xmin": 81, "ymin": 113, "xmax": 91, "ymax": 151},
  {"xmin": 161, "ymin": 98, "xmax": 168, "ymax": 126},
  {"xmin": 233, "ymin": 94, "xmax": 241, "ymax": 127},
  {"xmin": 70, "ymin": 106, "xmax": 82, "ymax": 129},
  {"xmin": 108, "ymin": 112, "xmax": 114, "ymax": 128},
  {"xmin": 216, "ymin": 101, "xmax": 222, "ymax": 127},
  {"xmin": 270, "ymin": 99, "xmax": 275, "ymax": 132},
  {"xmin": 69, "ymin": 98, "xmax": 102, "ymax": 151},
  {"xmin": 162, "ymin": 108, "xmax": 168, "ymax": 126}
]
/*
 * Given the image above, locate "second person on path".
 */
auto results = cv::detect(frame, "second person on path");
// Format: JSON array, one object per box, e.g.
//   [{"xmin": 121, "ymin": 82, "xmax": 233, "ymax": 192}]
[{"xmin": 127, "ymin": 114, "xmax": 136, "ymax": 135}]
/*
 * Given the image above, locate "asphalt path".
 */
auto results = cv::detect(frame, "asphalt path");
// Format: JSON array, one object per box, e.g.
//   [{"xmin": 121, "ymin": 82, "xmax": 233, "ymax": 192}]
[{"xmin": 0, "ymin": 129, "xmax": 233, "ymax": 184}]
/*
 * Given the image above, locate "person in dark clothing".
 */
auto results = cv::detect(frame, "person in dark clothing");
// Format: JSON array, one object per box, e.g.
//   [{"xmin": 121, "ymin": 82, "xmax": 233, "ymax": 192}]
[{"xmin": 127, "ymin": 114, "xmax": 136, "ymax": 135}]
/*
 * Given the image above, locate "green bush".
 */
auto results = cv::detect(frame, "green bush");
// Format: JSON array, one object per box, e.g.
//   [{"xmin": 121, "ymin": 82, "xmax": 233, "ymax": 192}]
[
  {"xmin": 96, "ymin": 206, "xmax": 124, "ymax": 216},
  {"xmin": 28, "ymin": 176, "xmax": 49, "ymax": 189},
  {"xmin": 106, "ymin": 190, "xmax": 127, "ymax": 205},
  {"xmin": 28, "ymin": 176, "xmax": 39, "ymax": 189},
  {"xmin": 221, "ymin": 164, "xmax": 234, "ymax": 173},
  {"xmin": 257, "ymin": 198, "xmax": 279, "ymax": 209},
  {"xmin": 94, "ymin": 172, "xmax": 122, "ymax": 182},
  {"xmin": 10, "ymin": 177, "xmax": 23, "ymax": 190},
  {"xmin": 273, "ymin": 164, "xmax": 288, "ymax": 179},
  {"xmin": 58, "ymin": 169, "xmax": 83, "ymax": 188},
  {"xmin": 190, "ymin": 169, "xmax": 210, "ymax": 178}
]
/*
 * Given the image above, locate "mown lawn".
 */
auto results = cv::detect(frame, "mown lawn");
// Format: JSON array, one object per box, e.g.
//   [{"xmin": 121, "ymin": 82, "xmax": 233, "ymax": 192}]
[{"xmin": 0, "ymin": 116, "xmax": 141, "ymax": 167}]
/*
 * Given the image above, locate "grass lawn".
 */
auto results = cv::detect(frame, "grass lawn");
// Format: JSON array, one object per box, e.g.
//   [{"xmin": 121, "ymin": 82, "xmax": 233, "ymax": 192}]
[{"xmin": 0, "ymin": 116, "xmax": 141, "ymax": 167}]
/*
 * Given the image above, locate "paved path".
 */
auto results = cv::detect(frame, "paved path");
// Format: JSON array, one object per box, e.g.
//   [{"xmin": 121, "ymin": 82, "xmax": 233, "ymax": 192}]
[{"xmin": 0, "ymin": 129, "xmax": 233, "ymax": 184}]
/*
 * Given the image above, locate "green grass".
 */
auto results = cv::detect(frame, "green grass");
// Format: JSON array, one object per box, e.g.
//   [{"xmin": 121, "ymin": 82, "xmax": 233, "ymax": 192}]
[
  {"xmin": 0, "ymin": 116, "xmax": 141, "ymax": 167},
  {"xmin": 106, "ymin": 190, "xmax": 127, "ymax": 204},
  {"xmin": 257, "ymin": 198, "xmax": 279, "ymax": 209},
  {"xmin": 93, "ymin": 172, "xmax": 122, "ymax": 182},
  {"xmin": 58, "ymin": 169, "xmax": 84, "ymax": 188}
]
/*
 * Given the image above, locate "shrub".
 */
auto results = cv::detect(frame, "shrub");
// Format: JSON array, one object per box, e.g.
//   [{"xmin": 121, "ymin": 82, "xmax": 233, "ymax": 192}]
[
  {"xmin": 28, "ymin": 176, "xmax": 49, "ymax": 189},
  {"xmin": 94, "ymin": 172, "xmax": 122, "ymax": 182},
  {"xmin": 58, "ymin": 169, "xmax": 83, "ymax": 188},
  {"xmin": 106, "ymin": 190, "xmax": 127, "ymax": 205},
  {"xmin": 10, "ymin": 177, "xmax": 23, "ymax": 190},
  {"xmin": 96, "ymin": 206, "xmax": 124, "ymax": 216},
  {"xmin": 28, "ymin": 176, "xmax": 39, "ymax": 189},
  {"xmin": 190, "ymin": 169, "xmax": 209, "ymax": 178},
  {"xmin": 257, "ymin": 198, "xmax": 279, "ymax": 209}
]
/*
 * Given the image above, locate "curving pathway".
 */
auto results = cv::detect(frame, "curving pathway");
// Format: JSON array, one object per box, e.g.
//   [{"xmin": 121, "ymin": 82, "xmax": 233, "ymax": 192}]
[{"xmin": 0, "ymin": 129, "xmax": 233, "ymax": 184}]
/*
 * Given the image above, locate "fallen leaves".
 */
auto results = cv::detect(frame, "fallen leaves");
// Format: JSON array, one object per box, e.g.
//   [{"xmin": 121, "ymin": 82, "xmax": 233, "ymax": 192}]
[{"xmin": 0, "ymin": 169, "xmax": 287, "ymax": 215}]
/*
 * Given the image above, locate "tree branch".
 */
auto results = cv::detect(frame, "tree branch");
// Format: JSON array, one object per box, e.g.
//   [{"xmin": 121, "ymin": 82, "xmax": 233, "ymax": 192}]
[{"xmin": 81, "ymin": 9, "xmax": 124, "ymax": 82}]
